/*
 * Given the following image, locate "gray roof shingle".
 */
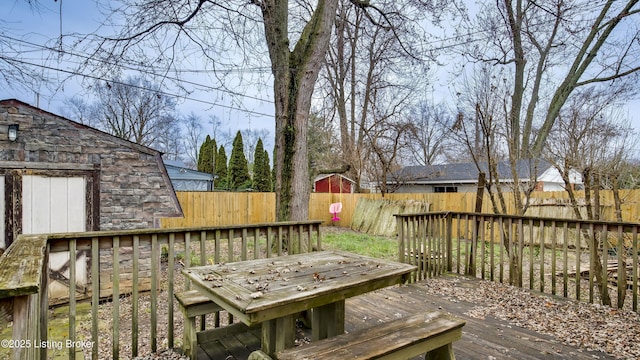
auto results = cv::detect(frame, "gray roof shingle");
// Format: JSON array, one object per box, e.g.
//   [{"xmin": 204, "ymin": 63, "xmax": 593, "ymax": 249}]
[{"xmin": 392, "ymin": 159, "xmax": 551, "ymax": 184}]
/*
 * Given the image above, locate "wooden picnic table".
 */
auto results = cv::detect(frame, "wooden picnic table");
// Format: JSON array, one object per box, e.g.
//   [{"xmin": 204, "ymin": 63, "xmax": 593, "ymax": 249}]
[{"xmin": 182, "ymin": 250, "xmax": 417, "ymax": 356}]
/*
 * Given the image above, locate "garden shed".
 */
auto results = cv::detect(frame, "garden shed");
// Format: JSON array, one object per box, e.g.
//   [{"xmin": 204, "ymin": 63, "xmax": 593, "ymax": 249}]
[
  {"xmin": 313, "ymin": 173, "xmax": 355, "ymax": 193},
  {"xmin": 0, "ymin": 99, "xmax": 183, "ymax": 300},
  {"xmin": 165, "ymin": 160, "xmax": 214, "ymax": 191}
]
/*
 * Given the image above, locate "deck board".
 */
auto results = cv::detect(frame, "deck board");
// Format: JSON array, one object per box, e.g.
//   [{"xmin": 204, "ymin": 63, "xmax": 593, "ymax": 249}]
[{"xmin": 194, "ymin": 276, "xmax": 615, "ymax": 360}]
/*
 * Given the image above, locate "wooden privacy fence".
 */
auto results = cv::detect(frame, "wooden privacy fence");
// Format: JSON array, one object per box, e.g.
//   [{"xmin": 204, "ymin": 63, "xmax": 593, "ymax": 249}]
[
  {"xmin": 0, "ymin": 221, "xmax": 322, "ymax": 360},
  {"xmin": 396, "ymin": 212, "xmax": 640, "ymax": 312},
  {"xmin": 161, "ymin": 190, "xmax": 640, "ymax": 228}
]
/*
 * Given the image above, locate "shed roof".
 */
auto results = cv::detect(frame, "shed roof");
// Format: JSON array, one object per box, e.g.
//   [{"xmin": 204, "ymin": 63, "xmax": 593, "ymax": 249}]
[{"xmin": 164, "ymin": 160, "xmax": 214, "ymax": 182}]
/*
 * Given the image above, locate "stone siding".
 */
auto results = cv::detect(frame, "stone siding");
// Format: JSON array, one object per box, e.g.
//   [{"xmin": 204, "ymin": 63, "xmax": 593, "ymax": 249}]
[
  {"xmin": 0, "ymin": 99, "xmax": 182, "ymax": 232},
  {"xmin": 0, "ymin": 99, "xmax": 182, "ymax": 302}
]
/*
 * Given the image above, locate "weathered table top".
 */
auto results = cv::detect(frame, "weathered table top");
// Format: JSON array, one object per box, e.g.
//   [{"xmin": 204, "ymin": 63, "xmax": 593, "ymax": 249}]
[{"xmin": 182, "ymin": 250, "xmax": 417, "ymax": 326}]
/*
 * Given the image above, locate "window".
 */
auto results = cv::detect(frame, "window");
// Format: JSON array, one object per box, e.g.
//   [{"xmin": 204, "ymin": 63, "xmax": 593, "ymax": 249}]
[{"xmin": 434, "ymin": 186, "xmax": 458, "ymax": 193}]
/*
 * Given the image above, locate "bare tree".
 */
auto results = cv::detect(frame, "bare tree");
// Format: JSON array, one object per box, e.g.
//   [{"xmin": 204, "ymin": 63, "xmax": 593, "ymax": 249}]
[
  {"xmin": 77, "ymin": 0, "xmax": 428, "ymax": 221},
  {"xmin": 363, "ymin": 119, "xmax": 412, "ymax": 196},
  {"xmin": 91, "ymin": 75, "xmax": 181, "ymax": 149},
  {"xmin": 1, "ymin": 2, "xmax": 44, "ymax": 88},
  {"xmin": 460, "ymin": 0, "xmax": 640, "ymax": 160},
  {"xmin": 60, "ymin": 96, "xmax": 99, "ymax": 128},
  {"xmin": 546, "ymin": 88, "xmax": 639, "ymax": 306},
  {"xmin": 404, "ymin": 101, "xmax": 455, "ymax": 166},
  {"xmin": 183, "ymin": 112, "xmax": 203, "ymax": 167},
  {"xmin": 318, "ymin": 0, "xmax": 445, "ymax": 191}
]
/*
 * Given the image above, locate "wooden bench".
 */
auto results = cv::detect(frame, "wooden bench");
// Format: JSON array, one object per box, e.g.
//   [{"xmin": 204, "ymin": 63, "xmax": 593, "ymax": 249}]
[
  {"xmin": 249, "ymin": 311, "xmax": 465, "ymax": 360},
  {"xmin": 175, "ymin": 290, "xmax": 224, "ymax": 359}
]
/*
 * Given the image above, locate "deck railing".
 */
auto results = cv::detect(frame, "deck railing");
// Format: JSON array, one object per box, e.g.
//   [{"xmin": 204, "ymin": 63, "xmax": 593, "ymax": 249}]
[
  {"xmin": 0, "ymin": 221, "xmax": 322, "ymax": 360},
  {"xmin": 396, "ymin": 212, "xmax": 640, "ymax": 312}
]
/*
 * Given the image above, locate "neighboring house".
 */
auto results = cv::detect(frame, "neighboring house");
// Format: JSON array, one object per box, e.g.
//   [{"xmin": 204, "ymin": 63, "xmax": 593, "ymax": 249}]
[
  {"xmin": 389, "ymin": 159, "xmax": 582, "ymax": 193},
  {"xmin": 165, "ymin": 160, "xmax": 214, "ymax": 191},
  {"xmin": 0, "ymin": 99, "xmax": 183, "ymax": 301},
  {"xmin": 313, "ymin": 173, "xmax": 356, "ymax": 193}
]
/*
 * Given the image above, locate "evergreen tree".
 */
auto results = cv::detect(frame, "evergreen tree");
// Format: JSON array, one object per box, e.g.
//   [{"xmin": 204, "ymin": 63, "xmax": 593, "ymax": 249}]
[
  {"xmin": 253, "ymin": 138, "xmax": 272, "ymax": 192},
  {"xmin": 196, "ymin": 135, "xmax": 217, "ymax": 175},
  {"xmin": 229, "ymin": 131, "xmax": 251, "ymax": 190},
  {"xmin": 264, "ymin": 149, "xmax": 273, "ymax": 191},
  {"xmin": 215, "ymin": 145, "xmax": 228, "ymax": 190}
]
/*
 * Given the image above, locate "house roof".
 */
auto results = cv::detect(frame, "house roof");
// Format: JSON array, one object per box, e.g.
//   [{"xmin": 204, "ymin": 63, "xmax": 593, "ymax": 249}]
[
  {"xmin": 165, "ymin": 160, "xmax": 214, "ymax": 182},
  {"xmin": 392, "ymin": 159, "xmax": 552, "ymax": 184}
]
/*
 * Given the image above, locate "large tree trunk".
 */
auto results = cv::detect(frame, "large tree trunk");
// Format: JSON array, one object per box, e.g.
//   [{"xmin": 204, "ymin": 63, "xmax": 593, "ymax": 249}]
[{"xmin": 261, "ymin": 0, "xmax": 338, "ymax": 222}]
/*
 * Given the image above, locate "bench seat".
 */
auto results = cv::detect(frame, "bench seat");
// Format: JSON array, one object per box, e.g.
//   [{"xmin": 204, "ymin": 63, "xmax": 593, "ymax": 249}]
[
  {"xmin": 175, "ymin": 290, "xmax": 223, "ymax": 359},
  {"xmin": 271, "ymin": 311, "xmax": 465, "ymax": 360}
]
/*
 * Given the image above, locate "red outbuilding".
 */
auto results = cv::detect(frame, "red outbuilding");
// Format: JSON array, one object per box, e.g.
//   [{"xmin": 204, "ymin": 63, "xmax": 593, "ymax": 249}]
[{"xmin": 313, "ymin": 174, "xmax": 355, "ymax": 193}]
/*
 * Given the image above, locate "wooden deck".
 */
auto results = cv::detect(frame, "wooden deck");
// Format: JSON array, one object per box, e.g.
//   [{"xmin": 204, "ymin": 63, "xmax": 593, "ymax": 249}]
[{"xmin": 193, "ymin": 275, "xmax": 615, "ymax": 360}]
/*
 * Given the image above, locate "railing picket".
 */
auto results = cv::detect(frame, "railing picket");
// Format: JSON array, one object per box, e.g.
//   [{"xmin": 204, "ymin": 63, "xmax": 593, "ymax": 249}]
[
  {"xmin": 168, "ymin": 233, "xmax": 175, "ymax": 348},
  {"xmin": 617, "ymin": 225, "xmax": 624, "ymax": 309},
  {"xmin": 151, "ymin": 234, "xmax": 158, "ymax": 352},
  {"xmin": 499, "ymin": 217, "xmax": 504, "ymax": 283},
  {"xmin": 199, "ymin": 231, "xmax": 207, "ymax": 331},
  {"xmin": 132, "ymin": 235, "xmax": 140, "ymax": 357},
  {"xmin": 277, "ymin": 227, "xmax": 283, "ymax": 256},
  {"xmin": 445, "ymin": 213, "xmax": 453, "ymax": 273},
  {"xmin": 489, "ymin": 217, "xmax": 495, "ymax": 281},
  {"xmin": 529, "ymin": 219, "xmax": 534, "ymax": 290},
  {"xmin": 518, "ymin": 218, "xmax": 524, "ymax": 287},
  {"xmin": 267, "ymin": 227, "xmax": 273, "ymax": 259},
  {"xmin": 633, "ymin": 226, "xmax": 638, "ymax": 312},
  {"xmin": 589, "ymin": 224, "xmax": 595, "ymax": 304},
  {"xmin": 509, "ymin": 218, "xmax": 515, "ymax": 285},
  {"xmin": 69, "ymin": 238, "xmax": 76, "ymax": 360},
  {"xmin": 551, "ymin": 221, "xmax": 557, "ymax": 295},
  {"xmin": 563, "ymin": 222, "xmax": 569, "ymax": 298},
  {"xmin": 254, "ymin": 227, "xmax": 260, "ymax": 259},
  {"xmin": 228, "ymin": 229, "xmax": 235, "ymax": 262},
  {"xmin": 91, "ymin": 237, "xmax": 99, "ymax": 360},
  {"xmin": 112, "ymin": 236, "xmax": 120, "ymax": 360},
  {"xmin": 455, "ymin": 214, "xmax": 461, "ymax": 274},
  {"xmin": 602, "ymin": 224, "xmax": 608, "ymax": 304},
  {"xmin": 185, "ymin": 232, "xmax": 191, "ymax": 289},
  {"xmin": 300, "ymin": 224, "xmax": 308, "ymax": 253},
  {"xmin": 241, "ymin": 228, "xmax": 248, "ymax": 260},
  {"xmin": 316, "ymin": 224, "xmax": 322, "ymax": 251},
  {"xmin": 200, "ymin": 230, "xmax": 207, "ymax": 266},
  {"xmin": 215, "ymin": 230, "xmax": 221, "ymax": 264},
  {"xmin": 539, "ymin": 222, "xmax": 545, "ymax": 293},
  {"xmin": 575, "ymin": 223, "xmax": 581, "ymax": 302}
]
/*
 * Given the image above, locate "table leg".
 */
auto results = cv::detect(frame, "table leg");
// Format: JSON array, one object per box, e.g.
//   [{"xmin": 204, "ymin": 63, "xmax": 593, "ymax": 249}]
[
  {"xmin": 261, "ymin": 314, "xmax": 296, "ymax": 356},
  {"xmin": 311, "ymin": 300, "xmax": 345, "ymax": 341}
]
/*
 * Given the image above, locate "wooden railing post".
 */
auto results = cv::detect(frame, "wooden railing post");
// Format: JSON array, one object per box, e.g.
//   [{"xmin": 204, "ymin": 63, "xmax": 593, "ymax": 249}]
[
  {"xmin": 446, "ymin": 212, "xmax": 453, "ymax": 272},
  {"xmin": 0, "ymin": 235, "xmax": 48, "ymax": 360}
]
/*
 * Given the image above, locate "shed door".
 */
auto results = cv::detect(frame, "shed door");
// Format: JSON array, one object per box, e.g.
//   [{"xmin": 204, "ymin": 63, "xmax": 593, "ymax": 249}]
[
  {"xmin": 22, "ymin": 175, "xmax": 86, "ymax": 234},
  {"xmin": 22, "ymin": 175, "xmax": 87, "ymax": 301}
]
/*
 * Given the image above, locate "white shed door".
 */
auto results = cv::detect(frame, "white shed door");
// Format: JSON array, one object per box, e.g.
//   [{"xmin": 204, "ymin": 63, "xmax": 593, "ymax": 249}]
[
  {"xmin": 22, "ymin": 175, "xmax": 86, "ymax": 234},
  {"xmin": 22, "ymin": 175, "xmax": 87, "ymax": 301}
]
